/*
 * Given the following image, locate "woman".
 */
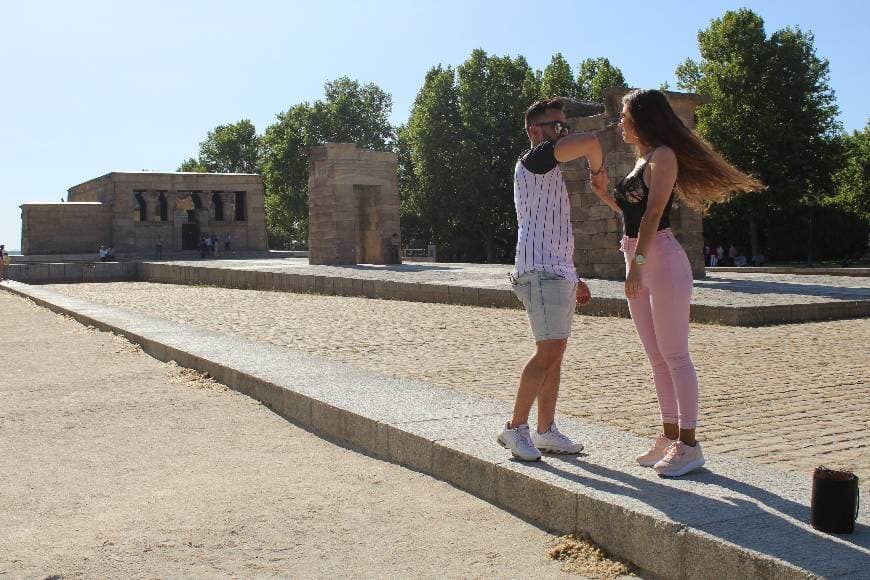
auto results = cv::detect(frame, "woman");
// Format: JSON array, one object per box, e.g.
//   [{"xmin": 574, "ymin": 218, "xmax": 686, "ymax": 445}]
[{"xmin": 592, "ymin": 89, "xmax": 762, "ymax": 477}]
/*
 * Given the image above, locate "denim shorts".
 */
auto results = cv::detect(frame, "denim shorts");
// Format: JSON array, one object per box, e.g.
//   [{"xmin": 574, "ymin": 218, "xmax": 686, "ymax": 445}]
[{"xmin": 510, "ymin": 271, "xmax": 576, "ymax": 341}]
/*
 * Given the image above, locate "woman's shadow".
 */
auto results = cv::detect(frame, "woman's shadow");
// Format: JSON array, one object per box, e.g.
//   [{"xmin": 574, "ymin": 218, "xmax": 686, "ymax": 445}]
[{"xmin": 527, "ymin": 455, "xmax": 868, "ymax": 576}]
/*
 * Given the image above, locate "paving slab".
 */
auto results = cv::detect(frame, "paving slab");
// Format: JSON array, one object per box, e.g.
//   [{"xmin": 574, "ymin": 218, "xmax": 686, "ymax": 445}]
[{"xmin": 4, "ymin": 280, "xmax": 868, "ymax": 579}]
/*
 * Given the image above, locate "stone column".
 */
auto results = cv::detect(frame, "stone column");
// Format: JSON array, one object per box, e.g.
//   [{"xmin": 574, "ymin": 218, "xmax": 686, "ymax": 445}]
[
  {"xmin": 142, "ymin": 191, "xmax": 161, "ymax": 222},
  {"xmin": 174, "ymin": 193, "xmax": 194, "ymax": 251},
  {"xmin": 308, "ymin": 143, "xmax": 400, "ymax": 265},
  {"xmin": 221, "ymin": 192, "xmax": 235, "ymax": 223}
]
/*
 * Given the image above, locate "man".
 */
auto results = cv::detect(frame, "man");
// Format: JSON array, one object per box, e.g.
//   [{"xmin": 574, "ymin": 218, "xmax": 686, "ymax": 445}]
[{"xmin": 497, "ymin": 98, "xmax": 608, "ymax": 461}]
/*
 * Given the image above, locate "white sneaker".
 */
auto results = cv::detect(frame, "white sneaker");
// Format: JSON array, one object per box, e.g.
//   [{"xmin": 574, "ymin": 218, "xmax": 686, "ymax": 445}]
[
  {"xmin": 530, "ymin": 423, "xmax": 584, "ymax": 454},
  {"xmin": 654, "ymin": 441, "xmax": 705, "ymax": 477},
  {"xmin": 497, "ymin": 422, "xmax": 542, "ymax": 461},
  {"xmin": 636, "ymin": 434, "xmax": 677, "ymax": 467}
]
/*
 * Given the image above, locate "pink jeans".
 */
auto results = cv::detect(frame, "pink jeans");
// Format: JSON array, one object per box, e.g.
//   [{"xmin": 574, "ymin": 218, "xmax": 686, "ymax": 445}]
[{"xmin": 622, "ymin": 229, "xmax": 699, "ymax": 429}]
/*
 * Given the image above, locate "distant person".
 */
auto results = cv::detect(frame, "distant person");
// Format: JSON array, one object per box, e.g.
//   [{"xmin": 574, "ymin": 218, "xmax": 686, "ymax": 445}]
[
  {"xmin": 155, "ymin": 235, "xmax": 163, "ymax": 260},
  {"xmin": 752, "ymin": 252, "xmax": 766, "ymax": 266},
  {"xmin": 715, "ymin": 244, "xmax": 725, "ymax": 265},
  {"xmin": 498, "ymin": 98, "xmax": 605, "ymax": 462},
  {"xmin": 106, "ymin": 247, "xmax": 115, "ymax": 261},
  {"xmin": 224, "ymin": 233, "xmax": 231, "ymax": 252},
  {"xmin": 199, "ymin": 236, "xmax": 207, "ymax": 259},
  {"xmin": 589, "ymin": 89, "xmax": 762, "ymax": 476},
  {"xmin": 728, "ymin": 244, "xmax": 738, "ymax": 266},
  {"xmin": 734, "ymin": 252, "xmax": 747, "ymax": 267},
  {"xmin": 211, "ymin": 234, "xmax": 219, "ymax": 258},
  {"xmin": 0, "ymin": 244, "xmax": 8, "ymax": 281},
  {"xmin": 205, "ymin": 235, "xmax": 213, "ymax": 258},
  {"xmin": 99, "ymin": 246, "xmax": 108, "ymax": 262},
  {"xmin": 703, "ymin": 244, "xmax": 711, "ymax": 267}
]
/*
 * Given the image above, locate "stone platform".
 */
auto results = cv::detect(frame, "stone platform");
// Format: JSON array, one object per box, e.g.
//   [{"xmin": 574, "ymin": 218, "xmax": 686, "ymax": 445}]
[
  {"xmin": 140, "ymin": 259, "xmax": 870, "ymax": 326},
  {"xmin": 3, "ymin": 279, "xmax": 868, "ymax": 579},
  {"xmin": 5, "ymin": 258, "xmax": 869, "ymax": 326}
]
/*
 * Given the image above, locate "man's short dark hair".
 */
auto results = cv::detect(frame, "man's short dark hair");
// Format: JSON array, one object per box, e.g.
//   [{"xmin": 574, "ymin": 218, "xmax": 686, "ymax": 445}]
[{"xmin": 524, "ymin": 98, "xmax": 563, "ymax": 128}]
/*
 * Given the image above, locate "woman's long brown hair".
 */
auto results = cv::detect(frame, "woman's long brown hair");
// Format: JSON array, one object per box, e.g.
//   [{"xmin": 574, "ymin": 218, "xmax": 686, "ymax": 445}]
[{"xmin": 623, "ymin": 89, "xmax": 764, "ymax": 209}]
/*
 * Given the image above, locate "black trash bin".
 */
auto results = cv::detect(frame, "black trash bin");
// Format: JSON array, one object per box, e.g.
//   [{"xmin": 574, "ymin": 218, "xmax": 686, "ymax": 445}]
[{"xmin": 811, "ymin": 467, "xmax": 860, "ymax": 534}]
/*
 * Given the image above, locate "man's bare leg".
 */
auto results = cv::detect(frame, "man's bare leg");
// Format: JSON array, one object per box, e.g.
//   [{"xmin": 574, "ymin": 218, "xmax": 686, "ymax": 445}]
[
  {"xmin": 535, "ymin": 357, "xmax": 563, "ymax": 433},
  {"xmin": 510, "ymin": 338, "xmax": 567, "ymax": 428}
]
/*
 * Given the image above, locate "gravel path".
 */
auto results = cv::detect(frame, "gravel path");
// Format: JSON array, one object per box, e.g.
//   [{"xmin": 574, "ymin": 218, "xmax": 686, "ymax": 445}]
[{"xmin": 2, "ymin": 292, "xmax": 642, "ymax": 578}]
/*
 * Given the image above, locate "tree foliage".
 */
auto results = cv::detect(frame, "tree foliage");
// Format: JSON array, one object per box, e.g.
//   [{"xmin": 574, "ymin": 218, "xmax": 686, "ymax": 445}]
[
  {"xmin": 540, "ymin": 53, "xmax": 576, "ymax": 99},
  {"xmin": 676, "ymin": 9, "xmax": 849, "ymax": 260},
  {"xmin": 260, "ymin": 104, "xmax": 320, "ymax": 248},
  {"xmin": 576, "ymin": 57, "xmax": 626, "ymax": 102},
  {"xmin": 830, "ymin": 122, "xmax": 870, "ymax": 221},
  {"xmin": 401, "ymin": 50, "xmax": 539, "ymax": 262},
  {"xmin": 177, "ymin": 120, "xmax": 261, "ymax": 173},
  {"xmin": 177, "ymin": 157, "xmax": 205, "ymax": 172},
  {"xmin": 398, "ymin": 66, "xmax": 462, "ymax": 248}
]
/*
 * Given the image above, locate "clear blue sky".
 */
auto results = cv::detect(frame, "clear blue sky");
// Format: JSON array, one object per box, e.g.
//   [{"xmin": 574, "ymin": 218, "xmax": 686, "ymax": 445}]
[{"xmin": 2, "ymin": 0, "xmax": 867, "ymax": 251}]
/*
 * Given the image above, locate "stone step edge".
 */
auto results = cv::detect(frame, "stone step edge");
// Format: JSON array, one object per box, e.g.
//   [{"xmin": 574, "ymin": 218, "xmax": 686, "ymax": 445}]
[
  {"xmin": 138, "ymin": 262, "xmax": 870, "ymax": 326},
  {"xmin": 1, "ymin": 280, "xmax": 814, "ymax": 580}
]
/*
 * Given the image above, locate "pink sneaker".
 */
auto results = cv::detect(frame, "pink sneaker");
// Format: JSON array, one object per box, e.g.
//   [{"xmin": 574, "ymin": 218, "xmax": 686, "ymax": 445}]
[
  {"xmin": 635, "ymin": 434, "xmax": 676, "ymax": 467},
  {"xmin": 654, "ymin": 441, "xmax": 705, "ymax": 477}
]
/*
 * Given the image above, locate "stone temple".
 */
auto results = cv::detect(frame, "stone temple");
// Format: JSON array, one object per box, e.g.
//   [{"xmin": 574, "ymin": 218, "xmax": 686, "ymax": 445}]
[{"xmin": 20, "ymin": 172, "xmax": 267, "ymax": 255}]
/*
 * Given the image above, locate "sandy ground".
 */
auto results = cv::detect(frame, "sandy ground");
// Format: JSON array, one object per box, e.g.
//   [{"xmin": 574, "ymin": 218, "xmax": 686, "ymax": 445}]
[
  {"xmin": 1, "ymin": 292, "xmax": 644, "ymax": 579},
  {"xmin": 43, "ymin": 282, "xmax": 870, "ymax": 484}
]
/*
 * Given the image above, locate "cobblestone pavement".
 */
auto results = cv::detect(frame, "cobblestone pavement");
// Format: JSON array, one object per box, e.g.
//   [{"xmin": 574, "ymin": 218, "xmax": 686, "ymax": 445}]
[
  {"xmin": 47, "ymin": 283, "xmax": 870, "ymax": 485},
  {"xmin": 159, "ymin": 257, "xmax": 870, "ymax": 306}
]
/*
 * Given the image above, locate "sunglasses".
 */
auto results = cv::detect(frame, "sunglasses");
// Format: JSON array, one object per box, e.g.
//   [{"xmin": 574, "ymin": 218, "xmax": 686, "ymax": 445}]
[{"xmin": 531, "ymin": 120, "xmax": 570, "ymax": 133}]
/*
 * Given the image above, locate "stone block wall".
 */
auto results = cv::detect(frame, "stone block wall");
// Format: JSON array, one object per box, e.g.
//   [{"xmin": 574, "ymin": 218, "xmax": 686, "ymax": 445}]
[
  {"xmin": 63, "ymin": 172, "xmax": 268, "ymax": 255},
  {"xmin": 562, "ymin": 89, "xmax": 708, "ymax": 279},
  {"xmin": 308, "ymin": 143, "xmax": 401, "ymax": 265},
  {"xmin": 66, "ymin": 173, "xmax": 114, "ymax": 203},
  {"xmin": 20, "ymin": 202, "xmax": 112, "ymax": 254}
]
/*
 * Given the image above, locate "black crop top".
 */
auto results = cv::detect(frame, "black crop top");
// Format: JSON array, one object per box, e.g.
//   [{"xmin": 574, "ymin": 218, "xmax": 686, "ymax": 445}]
[{"xmin": 613, "ymin": 159, "xmax": 674, "ymax": 238}]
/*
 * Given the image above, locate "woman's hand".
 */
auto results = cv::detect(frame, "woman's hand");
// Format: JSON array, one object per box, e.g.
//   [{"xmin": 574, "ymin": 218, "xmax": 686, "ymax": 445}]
[
  {"xmin": 576, "ymin": 280, "xmax": 591, "ymax": 306},
  {"xmin": 625, "ymin": 265, "xmax": 644, "ymax": 300}
]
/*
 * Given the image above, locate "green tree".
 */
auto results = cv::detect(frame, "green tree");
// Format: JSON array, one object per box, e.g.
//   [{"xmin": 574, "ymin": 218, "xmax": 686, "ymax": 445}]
[
  {"xmin": 318, "ymin": 77, "xmax": 394, "ymax": 148},
  {"xmin": 177, "ymin": 120, "xmax": 261, "ymax": 173},
  {"xmin": 676, "ymin": 9, "xmax": 842, "ymax": 261},
  {"xmin": 400, "ymin": 50, "xmax": 542, "ymax": 262},
  {"xmin": 576, "ymin": 57, "xmax": 626, "ymax": 102},
  {"xmin": 400, "ymin": 66, "xmax": 463, "ymax": 250},
  {"xmin": 200, "ymin": 120, "xmax": 261, "ymax": 173},
  {"xmin": 830, "ymin": 122, "xmax": 870, "ymax": 220},
  {"xmin": 540, "ymin": 53, "xmax": 576, "ymax": 99},
  {"xmin": 260, "ymin": 78, "xmax": 394, "ymax": 248},
  {"xmin": 260, "ymin": 103, "xmax": 320, "ymax": 248},
  {"xmin": 177, "ymin": 157, "xmax": 205, "ymax": 172},
  {"xmin": 455, "ymin": 49, "xmax": 540, "ymax": 262}
]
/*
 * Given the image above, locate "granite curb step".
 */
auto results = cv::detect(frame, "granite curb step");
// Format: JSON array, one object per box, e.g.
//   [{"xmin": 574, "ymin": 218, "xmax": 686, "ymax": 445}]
[
  {"xmin": 2, "ymin": 280, "xmax": 869, "ymax": 579},
  {"xmin": 5, "ymin": 261, "xmax": 870, "ymax": 326},
  {"xmin": 135, "ymin": 262, "xmax": 869, "ymax": 326}
]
